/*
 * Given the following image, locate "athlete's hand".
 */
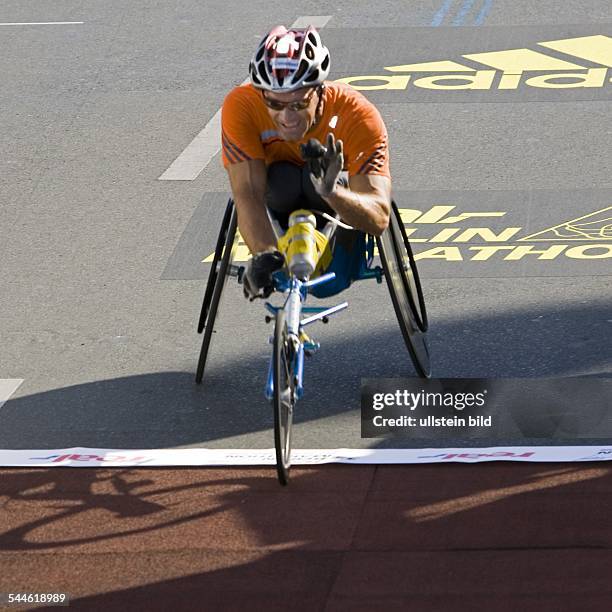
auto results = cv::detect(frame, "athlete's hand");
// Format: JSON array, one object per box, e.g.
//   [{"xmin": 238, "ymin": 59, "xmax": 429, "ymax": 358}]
[
  {"xmin": 309, "ymin": 133, "xmax": 344, "ymax": 198},
  {"xmin": 243, "ymin": 249, "xmax": 285, "ymax": 300}
]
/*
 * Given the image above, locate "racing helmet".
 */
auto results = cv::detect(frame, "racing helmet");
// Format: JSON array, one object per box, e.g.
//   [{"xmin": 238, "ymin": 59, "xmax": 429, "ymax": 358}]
[{"xmin": 249, "ymin": 25, "xmax": 330, "ymax": 92}]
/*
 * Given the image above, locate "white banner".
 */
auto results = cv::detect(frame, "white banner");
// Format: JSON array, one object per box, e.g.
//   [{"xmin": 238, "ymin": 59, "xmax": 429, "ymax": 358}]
[{"xmin": 0, "ymin": 446, "xmax": 611, "ymax": 467}]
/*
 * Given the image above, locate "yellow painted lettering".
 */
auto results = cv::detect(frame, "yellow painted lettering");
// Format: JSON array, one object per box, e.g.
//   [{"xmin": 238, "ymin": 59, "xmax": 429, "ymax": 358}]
[
  {"xmin": 525, "ymin": 68, "xmax": 607, "ymax": 89},
  {"xmin": 399, "ymin": 207, "xmax": 506, "ymax": 225},
  {"xmin": 234, "ymin": 244, "xmax": 252, "ymax": 262},
  {"xmin": 538, "ymin": 35, "xmax": 612, "ymax": 69},
  {"xmin": 429, "ymin": 228, "xmax": 461, "ymax": 242},
  {"xmin": 504, "ymin": 245, "xmax": 568, "ymax": 260},
  {"xmin": 453, "ymin": 227, "xmax": 522, "ymax": 242},
  {"xmin": 565, "ymin": 244, "xmax": 612, "ymax": 259},
  {"xmin": 413, "ymin": 70, "xmax": 495, "ymax": 90},
  {"xmin": 415, "ymin": 206, "xmax": 456, "ymax": 223},
  {"xmin": 469, "ymin": 246, "xmax": 515, "ymax": 260},
  {"xmin": 402, "ymin": 228, "xmax": 429, "ymax": 243},
  {"xmin": 334, "ymin": 75, "xmax": 411, "ymax": 90},
  {"xmin": 498, "ymin": 73, "xmax": 522, "ymax": 90},
  {"xmin": 439, "ymin": 212, "xmax": 506, "ymax": 223},
  {"xmin": 414, "ymin": 247, "xmax": 463, "ymax": 261},
  {"xmin": 463, "ymin": 48, "xmax": 585, "ymax": 72},
  {"xmin": 398, "ymin": 208, "xmax": 424, "ymax": 223},
  {"xmin": 204, "ymin": 244, "xmax": 251, "ymax": 263},
  {"xmin": 385, "ymin": 61, "xmax": 474, "ymax": 72}
]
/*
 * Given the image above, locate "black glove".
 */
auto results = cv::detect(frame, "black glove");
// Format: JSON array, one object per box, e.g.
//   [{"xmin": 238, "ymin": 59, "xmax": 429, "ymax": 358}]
[
  {"xmin": 243, "ymin": 249, "xmax": 285, "ymax": 300},
  {"xmin": 300, "ymin": 134, "xmax": 344, "ymax": 198},
  {"xmin": 300, "ymin": 137, "xmax": 328, "ymax": 178}
]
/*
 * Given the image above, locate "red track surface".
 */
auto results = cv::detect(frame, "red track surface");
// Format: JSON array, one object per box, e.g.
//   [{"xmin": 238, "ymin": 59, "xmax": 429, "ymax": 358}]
[{"xmin": 1, "ymin": 464, "xmax": 611, "ymax": 610}]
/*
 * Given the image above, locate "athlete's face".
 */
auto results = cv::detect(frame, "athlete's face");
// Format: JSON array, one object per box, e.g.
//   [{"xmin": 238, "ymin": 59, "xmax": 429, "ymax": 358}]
[{"xmin": 262, "ymin": 87, "xmax": 320, "ymax": 142}]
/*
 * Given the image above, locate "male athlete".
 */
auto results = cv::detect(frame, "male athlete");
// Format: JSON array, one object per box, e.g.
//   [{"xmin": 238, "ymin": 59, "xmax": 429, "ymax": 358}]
[{"xmin": 221, "ymin": 25, "xmax": 392, "ymax": 299}]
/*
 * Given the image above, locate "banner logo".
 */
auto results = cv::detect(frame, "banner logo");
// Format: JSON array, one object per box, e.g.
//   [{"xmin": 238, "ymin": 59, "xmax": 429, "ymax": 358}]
[{"xmin": 29, "ymin": 453, "xmax": 150, "ymax": 464}]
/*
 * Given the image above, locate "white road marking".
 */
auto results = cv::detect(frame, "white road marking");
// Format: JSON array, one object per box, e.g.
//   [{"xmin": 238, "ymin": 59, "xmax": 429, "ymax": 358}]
[
  {"xmin": 0, "ymin": 379, "xmax": 23, "ymax": 410},
  {"xmin": 158, "ymin": 15, "xmax": 333, "ymax": 181},
  {"xmin": 158, "ymin": 110, "xmax": 224, "ymax": 181},
  {"xmin": 0, "ymin": 22, "xmax": 84, "ymax": 26},
  {"xmin": 290, "ymin": 16, "xmax": 332, "ymax": 28}
]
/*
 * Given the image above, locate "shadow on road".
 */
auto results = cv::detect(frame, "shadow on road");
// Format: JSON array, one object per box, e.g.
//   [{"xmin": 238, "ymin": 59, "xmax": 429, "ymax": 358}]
[
  {"xmin": 0, "ymin": 301, "xmax": 610, "ymax": 448},
  {"xmin": 0, "ymin": 463, "xmax": 610, "ymax": 610}
]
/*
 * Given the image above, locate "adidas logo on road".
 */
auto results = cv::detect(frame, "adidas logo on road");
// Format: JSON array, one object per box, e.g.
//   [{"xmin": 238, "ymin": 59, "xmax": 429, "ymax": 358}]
[{"xmin": 337, "ymin": 35, "xmax": 612, "ymax": 91}]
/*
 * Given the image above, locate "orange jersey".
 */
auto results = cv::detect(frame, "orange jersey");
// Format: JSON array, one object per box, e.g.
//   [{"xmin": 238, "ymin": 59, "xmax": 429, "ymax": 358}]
[{"xmin": 221, "ymin": 82, "xmax": 390, "ymax": 178}]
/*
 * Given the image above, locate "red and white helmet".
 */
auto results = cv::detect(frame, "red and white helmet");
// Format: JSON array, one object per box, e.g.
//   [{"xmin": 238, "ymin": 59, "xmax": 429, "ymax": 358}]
[{"xmin": 249, "ymin": 25, "xmax": 331, "ymax": 92}]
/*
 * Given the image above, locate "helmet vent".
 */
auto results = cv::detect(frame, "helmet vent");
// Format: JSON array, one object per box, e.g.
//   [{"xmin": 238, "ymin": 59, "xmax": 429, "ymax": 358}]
[
  {"xmin": 255, "ymin": 46, "xmax": 265, "ymax": 61},
  {"xmin": 305, "ymin": 68, "xmax": 319, "ymax": 83},
  {"xmin": 258, "ymin": 62, "xmax": 271, "ymax": 85},
  {"xmin": 293, "ymin": 59, "xmax": 309, "ymax": 82},
  {"xmin": 307, "ymin": 32, "xmax": 317, "ymax": 46},
  {"xmin": 305, "ymin": 43, "xmax": 314, "ymax": 60},
  {"xmin": 321, "ymin": 55, "xmax": 329, "ymax": 71}
]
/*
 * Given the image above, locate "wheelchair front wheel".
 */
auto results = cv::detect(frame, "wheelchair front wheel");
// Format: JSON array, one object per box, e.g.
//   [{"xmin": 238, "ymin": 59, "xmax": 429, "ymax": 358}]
[
  {"xmin": 377, "ymin": 207, "xmax": 432, "ymax": 378},
  {"xmin": 273, "ymin": 310, "xmax": 295, "ymax": 486},
  {"xmin": 195, "ymin": 200, "xmax": 238, "ymax": 384}
]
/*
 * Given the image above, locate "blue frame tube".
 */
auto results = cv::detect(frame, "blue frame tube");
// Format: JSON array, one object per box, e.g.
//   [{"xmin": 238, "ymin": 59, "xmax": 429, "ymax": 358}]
[
  {"xmin": 303, "ymin": 272, "xmax": 336, "ymax": 289},
  {"xmin": 265, "ymin": 357, "xmax": 274, "ymax": 400},
  {"xmin": 296, "ymin": 344, "xmax": 304, "ymax": 399}
]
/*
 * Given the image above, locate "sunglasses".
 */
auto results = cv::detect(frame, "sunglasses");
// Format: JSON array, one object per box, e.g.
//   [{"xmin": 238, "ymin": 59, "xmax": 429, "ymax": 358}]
[{"xmin": 261, "ymin": 88, "xmax": 317, "ymax": 111}]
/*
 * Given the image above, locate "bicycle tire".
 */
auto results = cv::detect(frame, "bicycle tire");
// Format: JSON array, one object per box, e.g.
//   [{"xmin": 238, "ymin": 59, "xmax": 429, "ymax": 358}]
[
  {"xmin": 195, "ymin": 203, "xmax": 238, "ymax": 384},
  {"xmin": 197, "ymin": 199, "xmax": 235, "ymax": 334},
  {"xmin": 377, "ymin": 216, "xmax": 432, "ymax": 378},
  {"xmin": 273, "ymin": 309, "xmax": 295, "ymax": 486},
  {"xmin": 390, "ymin": 200, "xmax": 428, "ymax": 332}
]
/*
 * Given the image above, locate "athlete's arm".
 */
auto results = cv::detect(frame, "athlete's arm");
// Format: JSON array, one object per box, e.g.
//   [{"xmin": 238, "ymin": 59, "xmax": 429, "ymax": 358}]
[
  {"xmin": 323, "ymin": 173, "xmax": 391, "ymax": 236},
  {"xmin": 226, "ymin": 159, "xmax": 277, "ymax": 254}
]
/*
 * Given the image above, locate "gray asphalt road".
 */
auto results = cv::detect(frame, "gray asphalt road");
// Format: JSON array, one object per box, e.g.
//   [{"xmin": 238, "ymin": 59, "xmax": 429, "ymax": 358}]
[{"xmin": 1, "ymin": 1, "xmax": 610, "ymax": 452}]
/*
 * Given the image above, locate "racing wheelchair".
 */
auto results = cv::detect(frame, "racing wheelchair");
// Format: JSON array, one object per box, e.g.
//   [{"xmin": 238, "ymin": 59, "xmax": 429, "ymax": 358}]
[{"xmin": 195, "ymin": 192, "xmax": 430, "ymax": 486}]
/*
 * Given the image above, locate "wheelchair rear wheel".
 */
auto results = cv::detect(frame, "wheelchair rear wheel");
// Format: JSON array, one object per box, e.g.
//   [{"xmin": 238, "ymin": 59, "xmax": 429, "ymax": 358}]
[
  {"xmin": 377, "ymin": 202, "xmax": 431, "ymax": 378},
  {"xmin": 273, "ymin": 309, "xmax": 295, "ymax": 486},
  {"xmin": 195, "ymin": 200, "xmax": 238, "ymax": 383},
  {"xmin": 390, "ymin": 201, "xmax": 428, "ymax": 332}
]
